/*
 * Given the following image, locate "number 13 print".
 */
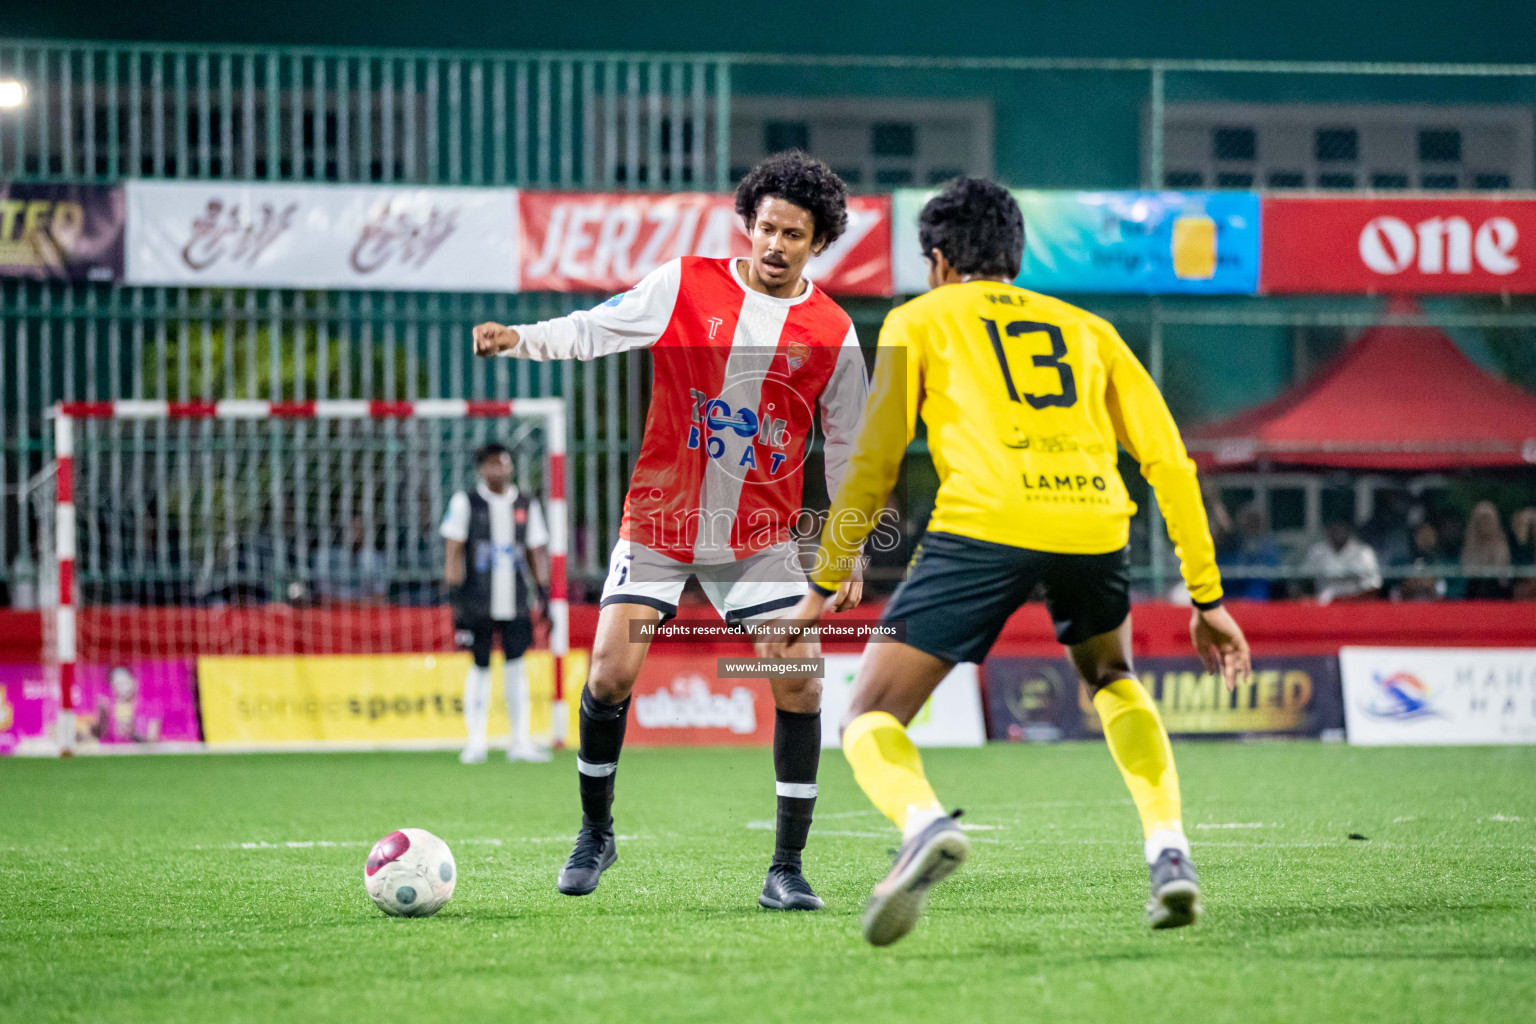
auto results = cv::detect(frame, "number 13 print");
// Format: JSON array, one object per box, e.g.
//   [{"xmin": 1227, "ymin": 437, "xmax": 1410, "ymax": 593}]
[{"xmin": 981, "ymin": 318, "xmax": 1078, "ymax": 410}]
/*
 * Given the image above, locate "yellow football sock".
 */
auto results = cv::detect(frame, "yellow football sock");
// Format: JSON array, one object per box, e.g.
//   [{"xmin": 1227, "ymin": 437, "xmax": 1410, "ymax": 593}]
[
  {"xmin": 1093, "ymin": 677, "xmax": 1182, "ymax": 837},
  {"xmin": 842, "ymin": 711, "xmax": 943, "ymax": 831}
]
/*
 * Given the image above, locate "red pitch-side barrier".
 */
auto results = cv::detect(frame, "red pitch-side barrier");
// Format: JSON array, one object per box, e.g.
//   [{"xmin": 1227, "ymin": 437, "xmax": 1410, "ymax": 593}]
[{"xmin": 2, "ymin": 601, "xmax": 1532, "ymax": 663}]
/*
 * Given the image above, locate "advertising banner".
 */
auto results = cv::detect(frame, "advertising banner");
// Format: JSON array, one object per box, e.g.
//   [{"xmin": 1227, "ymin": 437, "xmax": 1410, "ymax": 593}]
[
  {"xmin": 1261, "ymin": 196, "xmax": 1536, "ymax": 294},
  {"xmin": 517, "ymin": 191, "xmax": 893, "ymax": 295},
  {"xmin": 197, "ymin": 650, "xmax": 583, "ymax": 749},
  {"xmin": 819, "ymin": 655, "xmax": 985, "ymax": 748},
  {"xmin": 984, "ymin": 655, "xmax": 1343, "ymax": 741},
  {"xmin": 126, "ymin": 181, "xmax": 520, "ymax": 291},
  {"xmin": 0, "ymin": 660, "xmax": 201, "ymax": 755},
  {"xmin": 1341, "ymin": 647, "xmax": 1536, "ymax": 745},
  {"xmin": 893, "ymin": 189, "xmax": 1260, "ymax": 295},
  {"xmin": 624, "ymin": 652, "xmax": 776, "ymax": 746},
  {"xmin": 617, "ymin": 652, "xmax": 983, "ymax": 748},
  {"xmin": 0, "ymin": 183, "xmax": 123, "ymax": 282}
]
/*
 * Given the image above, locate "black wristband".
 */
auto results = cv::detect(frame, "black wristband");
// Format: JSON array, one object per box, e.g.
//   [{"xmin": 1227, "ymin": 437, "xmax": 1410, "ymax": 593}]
[
  {"xmin": 1192, "ymin": 596, "xmax": 1224, "ymax": 611},
  {"xmin": 809, "ymin": 580, "xmax": 837, "ymax": 598}
]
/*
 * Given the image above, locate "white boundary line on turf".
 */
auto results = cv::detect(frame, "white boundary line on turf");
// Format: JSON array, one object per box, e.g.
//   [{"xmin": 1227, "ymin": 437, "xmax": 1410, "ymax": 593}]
[
  {"xmin": 742, "ymin": 818, "xmax": 1358, "ymax": 851},
  {"xmin": 209, "ymin": 835, "xmax": 643, "ymax": 851}
]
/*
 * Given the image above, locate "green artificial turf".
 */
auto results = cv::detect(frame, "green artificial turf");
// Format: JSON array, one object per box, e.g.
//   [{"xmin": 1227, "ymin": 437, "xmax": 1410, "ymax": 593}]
[{"xmin": 2, "ymin": 743, "xmax": 1534, "ymax": 1023}]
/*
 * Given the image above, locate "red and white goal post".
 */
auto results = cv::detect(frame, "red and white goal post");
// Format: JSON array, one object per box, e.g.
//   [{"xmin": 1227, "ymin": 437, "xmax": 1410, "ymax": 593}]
[{"xmin": 48, "ymin": 398, "xmax": 569, "ymax": 757}]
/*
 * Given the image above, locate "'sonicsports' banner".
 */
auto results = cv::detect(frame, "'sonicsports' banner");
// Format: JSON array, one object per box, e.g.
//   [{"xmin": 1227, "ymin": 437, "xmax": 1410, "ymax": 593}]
[
  {"xmin": 126, "ymin": 181, "xmax": 521, "ymax": 291},
  {"xmin": 0, "ymin": 661, "xmax": 200, "ymax": 755},
  {"xmin": 984, "ymin": 655, "xmax": 1343, "ymax": 741},
  {"xmin": 893, "ymin": 189, "xmax": 1260, "ymax": 294},
  {"xmin": 0, "ymin": 183, "xmax": 124, "ymax": 282},
  {"xmin": 516, "ymin": 192, "xmax": 893, "ymax": 295},
  {"xmin": 1341, "ymin": 647, "xmax": 1536, "ymax": 745},
  {"xmin": 1261, "ymin": 196, "xmax": 1536, "ymax": 294},
  {"xmin": 819, "ymin": 655, "xmax": 985, "ymax": 748},
  {"xmin": 197, "ymin": 650, "xmax": 586, "ymax": 749}
]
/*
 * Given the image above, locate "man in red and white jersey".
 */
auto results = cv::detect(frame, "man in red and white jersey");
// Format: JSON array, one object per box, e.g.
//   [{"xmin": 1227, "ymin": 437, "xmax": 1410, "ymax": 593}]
[{"xmin": 473, "ymin": 151, "xmax": 868, "ymax": 911}]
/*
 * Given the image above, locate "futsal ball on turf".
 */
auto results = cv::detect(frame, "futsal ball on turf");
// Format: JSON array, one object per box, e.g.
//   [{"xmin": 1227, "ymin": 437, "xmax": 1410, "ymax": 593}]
[{"xmin": 364, "ymin": 828, "xmax": 457, "ymax": 917}]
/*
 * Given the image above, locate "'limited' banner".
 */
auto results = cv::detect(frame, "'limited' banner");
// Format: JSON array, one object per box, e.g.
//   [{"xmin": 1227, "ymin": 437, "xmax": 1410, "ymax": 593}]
[
  {"xmin": 517, "ymin": 191, "xmax": 892, "ymax": 295},
  {"xmin": 984, "ymin": 654, "xmax": 1343, "ymax": 740},
  {"xmin": 126, "ymin": 181, "xmax": 521, "ymax": 291}
]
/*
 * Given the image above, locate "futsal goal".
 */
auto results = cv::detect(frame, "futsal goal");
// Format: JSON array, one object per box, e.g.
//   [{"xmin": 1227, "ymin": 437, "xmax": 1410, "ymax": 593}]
[{"xmin": 36, "ymin": 398, "xmax": 570, "ymax": 756}]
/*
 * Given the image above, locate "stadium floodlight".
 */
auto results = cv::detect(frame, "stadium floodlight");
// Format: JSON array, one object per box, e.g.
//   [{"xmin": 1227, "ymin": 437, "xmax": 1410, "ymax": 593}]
[
  {"xmin": 0, "ymin": 80, "xmax": 26, "ymax": 109},
  {"xmin": 43, "ymin": 398, "xmax": 571, "ymax": 757}
]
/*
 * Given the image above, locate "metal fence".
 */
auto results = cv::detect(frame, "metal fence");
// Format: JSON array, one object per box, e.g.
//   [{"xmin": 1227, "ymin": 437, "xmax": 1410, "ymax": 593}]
[
  {"xmin": 0, "ymin": 42, "xmax": 734, "ymax": 596},
  {"xmin": 4, "ymin": 40, "xmax": 1536, "ymax": 599}
]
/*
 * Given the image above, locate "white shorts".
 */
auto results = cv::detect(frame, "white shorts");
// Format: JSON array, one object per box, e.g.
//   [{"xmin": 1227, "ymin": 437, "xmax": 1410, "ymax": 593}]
[{"xmin": 599, "ymin": 538, "xmax": 809, "ymax": 628}]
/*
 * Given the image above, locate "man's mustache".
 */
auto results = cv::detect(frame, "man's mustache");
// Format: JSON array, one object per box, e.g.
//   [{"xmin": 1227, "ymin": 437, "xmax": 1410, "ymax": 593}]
[{"xmin": 762, "ymin": 253, "xmax": 789, "ymax": 267}]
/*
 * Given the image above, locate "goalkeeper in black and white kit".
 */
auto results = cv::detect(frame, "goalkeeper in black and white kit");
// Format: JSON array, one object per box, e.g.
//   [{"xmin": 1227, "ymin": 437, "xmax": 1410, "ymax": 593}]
[{"xmin": 442, "ymin": 442, "xmax": 552, "ymax": 763}]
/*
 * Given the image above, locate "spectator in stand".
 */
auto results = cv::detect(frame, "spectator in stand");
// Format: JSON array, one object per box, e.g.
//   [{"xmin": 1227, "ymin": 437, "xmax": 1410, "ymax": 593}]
[
  {"xmin": 1217, "ymin": 502, "xmax": 1282, "ymax": 601},
  {"xmin": 1359, "ymin": 490, "xmax": 1412, "ymax": 568},
  {"xmin": 1300, "ymin": 515, "xmax": 1382, "ymax": 604},
  {"xmin": 1511, "ymin": 507, "xmax": 1536, "ymax": 601},
  {"xmin": 1392, "ymin": 521, "xmax": 1446, "ymax": 602},
  {"xmin": 1434, "ymin": 510, "xmax": 1465, "ymax": 562},
  {"xmin": 313, "ymin": 514, "xmax": 388, "ymax": 603},
  {"xmin": 1460, "ymin": 501, "xmax": 1512, "ymax": 600}
]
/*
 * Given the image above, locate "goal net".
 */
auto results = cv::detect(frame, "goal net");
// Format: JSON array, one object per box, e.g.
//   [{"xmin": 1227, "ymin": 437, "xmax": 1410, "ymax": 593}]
[{"xmin": 34, "ymin": 398, "xmax": 570, "ymax": 756}]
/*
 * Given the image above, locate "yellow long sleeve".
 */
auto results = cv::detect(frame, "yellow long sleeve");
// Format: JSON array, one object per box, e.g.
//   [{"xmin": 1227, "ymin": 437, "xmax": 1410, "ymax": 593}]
[
  {"xmin": 809, "ymin": 323, "xmax": 919, "ymax": 592},
  {"xmin": 1103, "ymin": 336, "xmax": 1223, "ymax": 605}
]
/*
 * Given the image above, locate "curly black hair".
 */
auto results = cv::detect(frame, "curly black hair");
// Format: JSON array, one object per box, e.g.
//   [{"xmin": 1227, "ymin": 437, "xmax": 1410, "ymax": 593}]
[
  {"xmin": 918, "ymin": 176, "xmax": 1025, "ymax": 280},
  {"xmin": 474, "ymin": 441, "xmax": 510, "ymax": 465},
  {"xmin": 734, "ymin": 150, "xmax": 848, "ymax": 248}
]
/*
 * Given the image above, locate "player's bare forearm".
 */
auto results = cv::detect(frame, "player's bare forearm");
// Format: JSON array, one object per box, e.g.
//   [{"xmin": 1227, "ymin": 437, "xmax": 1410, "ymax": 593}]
[
  {"xmin": 530, "ymin": 547, "xmax": 551, "ymax": 612},
  {"xmin": 472, "ymin": 322, "xmax": 520, "ymax": 357},
  {"xmin": 531, "ymin": 547, "xmax": 550, "ymax": 592},
  {"xmin": 444, "ymin": 540, "xmax": 465, "ymax": 587}
]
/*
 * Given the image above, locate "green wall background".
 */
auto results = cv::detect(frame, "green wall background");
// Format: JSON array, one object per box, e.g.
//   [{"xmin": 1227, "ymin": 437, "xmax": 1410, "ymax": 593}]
[{"xmin": 10, "ymin": 1, "xmax": 1536, "ymax": 63}]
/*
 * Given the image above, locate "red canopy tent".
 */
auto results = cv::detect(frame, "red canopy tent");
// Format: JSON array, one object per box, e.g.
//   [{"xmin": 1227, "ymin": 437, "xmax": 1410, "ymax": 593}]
[{"xmin": 1187, "ymin": 297, "xmax": 1536, "ymax": 470}]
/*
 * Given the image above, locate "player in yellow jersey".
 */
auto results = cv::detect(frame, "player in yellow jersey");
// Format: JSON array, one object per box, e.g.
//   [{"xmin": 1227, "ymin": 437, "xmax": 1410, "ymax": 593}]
[{"xmin": 768, "ymin": 178, "xmax": 1252, "ymax": 946}]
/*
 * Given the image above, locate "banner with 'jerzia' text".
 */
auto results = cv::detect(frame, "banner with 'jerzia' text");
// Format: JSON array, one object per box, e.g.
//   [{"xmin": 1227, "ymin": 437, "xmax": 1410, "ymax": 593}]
[
  {"xmin": 125, "ymin": 181, "xmax": 521, "ymax": 291},
  {"xmin": 517, "ymin": 191, "xmax": 893, "ymax": 296}
]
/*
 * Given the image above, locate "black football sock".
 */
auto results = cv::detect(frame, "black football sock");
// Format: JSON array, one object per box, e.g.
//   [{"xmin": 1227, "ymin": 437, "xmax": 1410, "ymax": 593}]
[
  {"xmin": 772, "ymin": 707, "xmax": 821, "ymax": 870},
  {"xmin": 577, "ymin": 687, "xmax": 629, "ymax": 833}
]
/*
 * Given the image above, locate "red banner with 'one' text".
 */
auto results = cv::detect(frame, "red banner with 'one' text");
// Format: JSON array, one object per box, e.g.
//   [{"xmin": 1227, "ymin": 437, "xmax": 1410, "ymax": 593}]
[
  {"xmin": 1261, "ymin": 195, "xmax": 1536, "ymax": 294},
  {"xmin": 516, "ymin": 191, "xmax": 892, "ymax": 296}
]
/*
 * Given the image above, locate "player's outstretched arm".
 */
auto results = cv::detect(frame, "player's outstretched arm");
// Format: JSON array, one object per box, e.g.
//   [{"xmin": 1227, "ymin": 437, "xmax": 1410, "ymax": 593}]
[
  {"xmin": 1191, "ymin": 604, "xmax": 1252, "ymax": 690},
  {"xmin": 473, "ymin": 259, "xmax": 682, "ymax": 362}
]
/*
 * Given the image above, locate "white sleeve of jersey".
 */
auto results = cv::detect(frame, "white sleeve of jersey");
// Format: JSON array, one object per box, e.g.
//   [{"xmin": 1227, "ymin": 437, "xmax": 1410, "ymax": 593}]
[
  {"xmin": 819, "ymin": 325, "xmax": 871, "ymax": 502},
  {"xmin": 525, "ymin": 499, "xmax": 550, "ymax": 550},
  {"xmin": 504, "ymin": 259, "xmax": 682, "ymax": 361},
  {"xmin": 439, "ymin": 491, "xmax": 471, "ymax": 543}
]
